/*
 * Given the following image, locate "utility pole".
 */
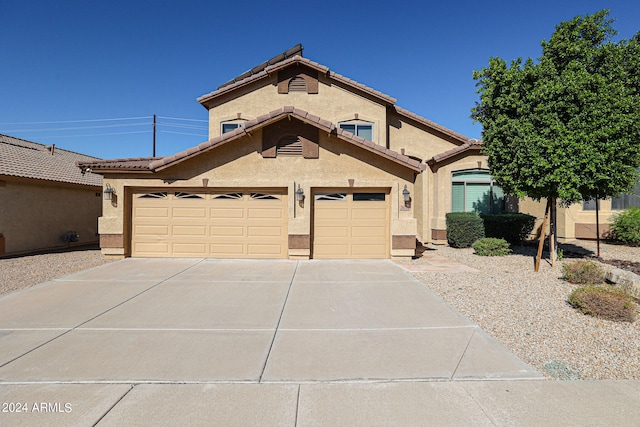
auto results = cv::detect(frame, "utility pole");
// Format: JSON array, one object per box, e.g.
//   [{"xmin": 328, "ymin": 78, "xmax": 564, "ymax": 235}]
[{"xmin": 153, "ymin": 114, "xmax": 157, "ymax": 157}]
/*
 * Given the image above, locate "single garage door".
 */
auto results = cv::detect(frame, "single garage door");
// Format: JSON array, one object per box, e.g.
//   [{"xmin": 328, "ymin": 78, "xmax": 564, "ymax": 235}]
[
  {"xmin": 131, "ymin": 190, "xmax": 287, "ymax": 258},
  {"xmin": 313, "ymin": 190, "xmax": 389, "ymax": 259}
]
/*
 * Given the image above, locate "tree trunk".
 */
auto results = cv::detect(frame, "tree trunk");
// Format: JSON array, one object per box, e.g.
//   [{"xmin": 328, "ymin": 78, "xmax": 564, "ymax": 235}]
[
  {"xmin": 535, "ymin": 199, "xmax": 551, "ymax": 272},
  {"xmin": 596, "ymin": 198, "xmax": 601, "ymax": 258},
  {"xmin": 550, "ymin": 198, "xmax": 556, "ymax": 267}
]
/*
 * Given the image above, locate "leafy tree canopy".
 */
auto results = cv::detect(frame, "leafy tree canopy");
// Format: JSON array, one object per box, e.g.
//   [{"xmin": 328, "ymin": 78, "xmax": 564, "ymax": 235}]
[{"xmin": 472, "ymin": 10, "xmax": 640, "ymax": 205}]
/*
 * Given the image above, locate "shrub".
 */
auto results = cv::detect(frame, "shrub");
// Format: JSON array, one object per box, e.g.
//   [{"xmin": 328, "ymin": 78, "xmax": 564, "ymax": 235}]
[
  {"xmin": 472, "ymin": 237, "xmax": 511, "ymax": 256},
  {"xmin": 609, "ymin": 206, "xmax": 640, "ymax": 247},
  {"xmin": 561, "ymin": 260, "xmax": 605, "ymax": 285},
  {"xmin": 568, "ymin": 286, "xmax": 638, "ymax": 322},
  {"xmin": 446, "ymin": 212, "xmax": 485, "ymax": 248},
  {"xmin": 480, "ymin": 213, "xmax": 536, "ymax": 244}
]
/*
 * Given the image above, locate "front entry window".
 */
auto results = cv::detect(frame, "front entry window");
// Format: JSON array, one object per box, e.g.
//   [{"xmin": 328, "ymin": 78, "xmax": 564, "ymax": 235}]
[{"xmin": 451, "ymin": 170, "xmax": 504, "ymax": 214}]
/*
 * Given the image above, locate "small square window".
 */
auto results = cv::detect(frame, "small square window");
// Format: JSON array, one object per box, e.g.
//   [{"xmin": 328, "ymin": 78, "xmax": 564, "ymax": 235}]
[{"xmin": 221, "ymin": 122, "xmax": 243, "ymax": 134}]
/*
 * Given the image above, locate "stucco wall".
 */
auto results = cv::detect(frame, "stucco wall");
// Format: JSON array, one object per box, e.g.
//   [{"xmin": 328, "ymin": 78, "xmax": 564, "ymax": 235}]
[
  {"xmin": 207, "ymin": 74, "xmax": 388, "ymax": 146},
  {"xmin": 387, "ymin": 112, "xmax": 463, "ymax": 160},
  {"xmin": 0, "ymin": 178, "xmax": 101, "ymax": 255},
  {"xmin": 98, "ymin": 130, "xmax": 418, "ymax": 258}
]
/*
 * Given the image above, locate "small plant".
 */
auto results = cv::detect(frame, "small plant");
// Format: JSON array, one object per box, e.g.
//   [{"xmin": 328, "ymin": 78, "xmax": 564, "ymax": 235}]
[
  {"xmin": 609, "ymin": 206, "xmax": 640, "ymax": 247},
  {"xmin": 472, "ymin": 237, "xmax": 511, "ymax": 256},
  {"xmin": 557, "ymin": 248, "xmax": 564, "ymax": 261},
  {"xmin": 568, "ymin": 286, "xmax": 638, "ymax": 322},
  {"xmin": 561, "ymin": 259, "xmax": 605, "ymax": 285},
  {"xmin": 446, "ymin": 212, "xmax": 485, "ymax": 248}
]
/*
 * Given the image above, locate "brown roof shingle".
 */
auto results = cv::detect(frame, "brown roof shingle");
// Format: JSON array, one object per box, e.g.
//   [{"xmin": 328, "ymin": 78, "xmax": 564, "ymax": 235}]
[
  {"xmin": 428, "ymin": 139, "xmax": 483, "ymax": 165},
  {"xmin": 76, "ymin": 157, "xmax": 159, "ymax": 173},
  {"xmin": 0, "ymin": 134, "xmax": 102, "ymax": 186}
]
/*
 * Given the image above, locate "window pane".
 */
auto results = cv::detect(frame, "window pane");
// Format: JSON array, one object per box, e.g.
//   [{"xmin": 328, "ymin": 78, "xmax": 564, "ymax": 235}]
[
  {"xmin": 583, "ymin": 199, "xmax": 597, "ymax": 210},
  {"xmin": 452, "ymin": 183, "xmax": 465, "ymax": 212},
  {"xmin": 353, "ymin": 192, "xmax": 385, "ymax": 201},
  {"xmin": 222, "ymin": 123, "xmax": 240, "ymax": 133},
  {"xmin": 339, "ymin": 124, "xmax": 356, "ymax": 135},
  {"xmin": 466, "ymin": 183, "xmax": 491, "ymax": 214},
  {"xmin": 356, "ymin": 125, "xmax": 373, "ymax": 141},
  {"xmin": 612, "ymin": 182, "xmax": 640, "ymax": 209}
]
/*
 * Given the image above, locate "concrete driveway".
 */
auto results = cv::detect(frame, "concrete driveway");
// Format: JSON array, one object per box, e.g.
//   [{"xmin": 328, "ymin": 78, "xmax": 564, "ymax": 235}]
[{"xmin": 0, "ymin": 258, "xmax": 552, "ymax": 425}]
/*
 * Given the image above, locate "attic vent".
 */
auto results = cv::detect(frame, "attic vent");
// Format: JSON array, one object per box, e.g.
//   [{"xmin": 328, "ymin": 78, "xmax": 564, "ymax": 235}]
[
  {"xmin": 276, "ymin": 136, "xmax": 302, "ymax": 157},
  {"xmin": 288, "ymin": 76, "xmax": 307, "ymax": 92}
]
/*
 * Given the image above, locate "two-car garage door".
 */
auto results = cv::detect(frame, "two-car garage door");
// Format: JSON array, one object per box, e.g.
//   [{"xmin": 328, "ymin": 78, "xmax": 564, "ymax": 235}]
[{"xmin": 131, "ymin": 190, "xmax": 287, "ymax": 258}]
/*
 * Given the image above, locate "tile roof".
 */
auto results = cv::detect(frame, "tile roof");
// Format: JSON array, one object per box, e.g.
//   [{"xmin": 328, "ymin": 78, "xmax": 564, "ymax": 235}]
[
  {"xmin": 148, "ymin": 106, "xmax": 425, "ymax": 173},
  {"xmin": 428, "ymin": 139, "xmax": 483, "ymax": 165},
  {"xmin": 217, "ymin": 44, "xmax": 303, "ymax": 89},
  {"xmin": 0, "ymin": 134, "xmax": 102, "ymax": 186},
  {"xmin": 197, "ymin": 53, "xmax": 397, "ymax": 108},
  {"xmin": 394, "ymin": 106, "xmax": 471, "ymax": 144},
  {"xmin": 76, "ymin": 157, "xmax": 159, "ymax": 173}
]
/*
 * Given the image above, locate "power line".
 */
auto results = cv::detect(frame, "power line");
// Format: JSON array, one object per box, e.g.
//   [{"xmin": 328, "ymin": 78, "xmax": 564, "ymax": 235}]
[
  {"xmin": 157, "ymin": 116, "xmax": 208, "ymax": 123},
  {"xmin": 156, "ymin": 123, "xmax": 208, "ymax": 130},
  {"xmin": 27, "ymin": 131, "xmax": 152, "ymax": 139},
  {"xmin": 2, "ymin": 123, "xmax": 151, "ymax": 132},
  {"xmin": 0, "ymin": 116, "xmax": 152, "ymax": 125},
  {"xmin": 159, "ymin": 130, "xmax": 208, "ymax": 137}
]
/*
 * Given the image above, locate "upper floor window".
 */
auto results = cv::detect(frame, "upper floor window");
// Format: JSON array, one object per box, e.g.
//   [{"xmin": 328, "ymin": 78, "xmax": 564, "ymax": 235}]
[
  {"xmin": 451, "ymin": 170, "xmax": 504, "ymax": 214},
  {"xmin": 221, "ymin": 121, "xmax": 244, "ymax": 134},
  {"xmin": 339, "ymin": 121, "xmax": 373, "ymax": 142}
]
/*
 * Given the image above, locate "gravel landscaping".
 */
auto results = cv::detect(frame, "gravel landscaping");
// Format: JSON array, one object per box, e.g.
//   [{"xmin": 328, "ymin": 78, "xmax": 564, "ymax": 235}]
[
  {"xmin": 412, "ymin": 241, "xmax": 640, "ymax": 380},
  {"xmin": 0, "ymin": 246, "xmax": 114, "ymax": 297}
]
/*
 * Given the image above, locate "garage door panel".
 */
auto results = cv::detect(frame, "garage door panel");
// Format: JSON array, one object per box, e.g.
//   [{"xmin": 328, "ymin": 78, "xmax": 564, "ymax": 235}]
[
  {"xmin": 210, "ymin": 208, "xmax": 245, "ymax": 218},
  {"xmin": 247, "ymin": 208, "xmax": 284, "ymax": 219},
  {"xmin": 172, "ymin": 225, "xmax": 207, "ymax": 236},
  {"xmin": 351, "ymin": 226, "xmax": 386, "ymax": 238},
  {"xmin": 209, "ymin": 244, "xmax": 245, "ymax": 256},
  {"xmin": 247, "ymin": 226, "xmax": 284, "ymax": 237},
  {"xmin": 247, "ymin": 244, "xmax": 284, "ymax": 256},
  {"xmin": 351, "ymin": 244, "xmax": 387, "ymax": 257},
  {"xmin": 172, "ymin": 243, "xmax": 207, "ymax": 256},
  {"xmin": 315, "ymin": 207, "xmax": 348, "ymax": 220},
  {"xmin": 172, "ymin": 207, "xmax": 207, "ymax": 218},
  {"xmin": 210, "ymin": 226, "xmax": 245, "ymax": 237},
  {"xmin": 133, "ymin": 242, "xmax": 170, "ymax": 255},
  {"xmin": 134, "ymin": 207, "xmax": 170, "ymax": 219},
  {"xmin": 134, "ymin": 225, "xmax": 169, "ymax": 236}
]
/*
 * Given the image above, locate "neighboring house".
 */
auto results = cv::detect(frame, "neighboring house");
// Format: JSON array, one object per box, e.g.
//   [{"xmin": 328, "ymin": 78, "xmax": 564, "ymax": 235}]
[
  {"xmin": 79, "ymin": 44, "xmax": 490, "ymax": 260},
  {"xmin": 0, "ymin": 134, "xmax": 102, "ymax": 256}
]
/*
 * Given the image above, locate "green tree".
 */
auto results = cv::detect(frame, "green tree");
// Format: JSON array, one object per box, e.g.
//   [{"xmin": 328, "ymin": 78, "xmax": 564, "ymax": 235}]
[{"xmin": 472, "ymin": 10, "xmax": 640, "ymax": 268}]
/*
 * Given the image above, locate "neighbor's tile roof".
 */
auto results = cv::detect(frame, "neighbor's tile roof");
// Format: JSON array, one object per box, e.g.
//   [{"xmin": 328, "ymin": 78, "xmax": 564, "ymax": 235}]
[
  {"xmin": 428, "ymin": 139, "xmax": 483, "ymax": 165},
  {"xmin": 198, "ymin": 55, "xmax": 397, "ymax": 107},
  {"xmin": 0, "ymin": 134, "xmax": 102, "ymax": 186},
  {"xmin": 149, "ymin": 106, "xmax": 425, "ymax": 172}
]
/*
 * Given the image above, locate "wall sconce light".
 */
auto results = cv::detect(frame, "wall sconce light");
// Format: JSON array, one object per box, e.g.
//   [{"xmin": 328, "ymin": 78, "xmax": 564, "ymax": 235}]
[
  {"xmin": 104, "ymin": 184, "xmax": 116, "ymax": 201},
  {"xmin": 402, "ymin": 185, "xmax": 411, "ymax": 207},
  {"xmin": 295, "ymin": 184, "xmax": 305, "ymax": 203}
]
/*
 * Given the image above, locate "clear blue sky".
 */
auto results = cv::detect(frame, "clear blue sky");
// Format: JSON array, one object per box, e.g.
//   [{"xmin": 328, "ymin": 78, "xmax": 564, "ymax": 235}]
[{"xmin": 1, "ymin": 0, "xmax": 638, "ymax": 160}]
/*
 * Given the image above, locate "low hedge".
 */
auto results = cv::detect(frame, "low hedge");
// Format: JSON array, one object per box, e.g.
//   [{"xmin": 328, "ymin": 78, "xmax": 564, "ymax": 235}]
[
  {"xmin": 473, "ymin": 237, "xmax": 511, "ymax": 256},
  {"xmin": 480, "ymin": 213, "xmax": 536, "ymax": 244},
  {"xmin": 446, "ymin": 212, "xmax": 484, "ymax": 248},
  {"xmin": 609, "ymin": 207, "xmax": 640, "ymax": 247}
]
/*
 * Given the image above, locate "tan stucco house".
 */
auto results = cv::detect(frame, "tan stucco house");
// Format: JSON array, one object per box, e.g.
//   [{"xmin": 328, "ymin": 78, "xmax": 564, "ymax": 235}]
[
  {"xmin": 0, "ymin": 134, "xmax": 102, "ymax": 256},
  {"xmin": 79, "ymin": 45, "xmax": 493, "ymax": 260}
]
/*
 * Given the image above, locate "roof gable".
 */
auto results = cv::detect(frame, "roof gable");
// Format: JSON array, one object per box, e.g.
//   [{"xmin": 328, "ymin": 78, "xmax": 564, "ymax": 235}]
[
  {"xmin": 197, "ymin": 54, "xmax": 397, "ymax": 109},
  {"xmin": 0, "ymin": 134, "xmax": 102, "ymax": 186}
]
